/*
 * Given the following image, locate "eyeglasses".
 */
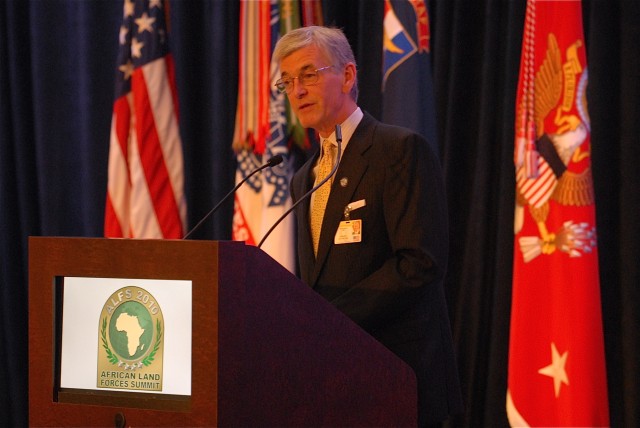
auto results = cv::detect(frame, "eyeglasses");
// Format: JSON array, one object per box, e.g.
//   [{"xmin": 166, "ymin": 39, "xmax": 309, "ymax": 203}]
[{"xmin": 275, "ymin": 65, "xmax": 333, "ymax": 94}]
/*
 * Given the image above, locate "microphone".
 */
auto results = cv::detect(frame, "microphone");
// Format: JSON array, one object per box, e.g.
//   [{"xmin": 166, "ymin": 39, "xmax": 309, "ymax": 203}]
[
  {"xmin": 258, "ymin": 125, "xmax": 342, "ymax": 248},
  {"xmin": 183, "ymin": 154, "xmax": 284, "ymax": 239}
]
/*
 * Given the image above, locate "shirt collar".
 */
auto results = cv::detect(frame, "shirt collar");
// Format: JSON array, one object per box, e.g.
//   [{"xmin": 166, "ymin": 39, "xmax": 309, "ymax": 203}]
[{"xmin": 321, "ymin": 107, "xmax": 363, "ymax": 155}]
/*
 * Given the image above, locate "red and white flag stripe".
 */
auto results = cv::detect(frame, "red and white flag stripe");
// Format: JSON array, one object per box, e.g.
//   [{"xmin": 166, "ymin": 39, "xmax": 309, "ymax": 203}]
[{"xmin": 105, "ymin": 1, "xmax": 186, "ymax": 239}]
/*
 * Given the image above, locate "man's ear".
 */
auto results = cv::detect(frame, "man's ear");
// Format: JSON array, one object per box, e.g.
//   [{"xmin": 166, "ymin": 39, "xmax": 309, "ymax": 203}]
[{"xmin": 342, "ymin": 62, "xmax": 357, "ymax": 94}]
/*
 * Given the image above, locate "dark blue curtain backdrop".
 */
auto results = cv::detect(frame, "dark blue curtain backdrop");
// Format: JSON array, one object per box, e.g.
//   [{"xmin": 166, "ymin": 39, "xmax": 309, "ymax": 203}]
[{"xmin": 1, "ymin": 1, "xmax": 639, "ymax": 426}]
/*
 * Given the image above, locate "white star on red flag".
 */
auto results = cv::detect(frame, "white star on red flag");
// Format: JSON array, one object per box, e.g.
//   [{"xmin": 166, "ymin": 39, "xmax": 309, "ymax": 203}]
[{"xmin": 538, "ymin": 342, "xmax": 570, "ymax": 398}]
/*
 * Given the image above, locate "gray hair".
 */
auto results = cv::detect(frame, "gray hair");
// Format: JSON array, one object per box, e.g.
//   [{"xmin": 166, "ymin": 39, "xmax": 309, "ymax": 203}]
[{"xmin": 273, "ymin": 26, "xmax": 359, "ymax": 101}]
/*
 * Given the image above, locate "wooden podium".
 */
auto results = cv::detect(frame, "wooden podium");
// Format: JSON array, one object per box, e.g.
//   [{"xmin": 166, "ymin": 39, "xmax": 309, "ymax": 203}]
[{"xmin": 29, "ymin": 237, "xmax": 418, "ymax": 427}]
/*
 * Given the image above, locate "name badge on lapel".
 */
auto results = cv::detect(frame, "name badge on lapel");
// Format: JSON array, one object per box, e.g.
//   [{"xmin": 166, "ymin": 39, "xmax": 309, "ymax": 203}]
[
  {"xmin": 335, "ymin": 220, "xmax": 362, "ymax": 244},
  {"xmin": 334, "ymin": 199, "xmax": 366, "ymax": 244}
]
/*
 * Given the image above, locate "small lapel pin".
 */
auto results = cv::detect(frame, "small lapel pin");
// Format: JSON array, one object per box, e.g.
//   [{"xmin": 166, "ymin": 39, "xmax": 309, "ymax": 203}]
[{"xmin": 340, "ymin": 177, "xmax": 348, "ymax": 187}]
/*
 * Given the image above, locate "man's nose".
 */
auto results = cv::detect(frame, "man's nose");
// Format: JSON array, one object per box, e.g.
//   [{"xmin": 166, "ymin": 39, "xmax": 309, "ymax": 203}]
[{"xmin": 292, "ymin": 78, "xmax": 307, "ymax": 97}]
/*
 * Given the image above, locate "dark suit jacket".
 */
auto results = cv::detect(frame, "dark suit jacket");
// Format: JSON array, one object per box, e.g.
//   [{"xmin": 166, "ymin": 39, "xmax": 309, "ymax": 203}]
[{"xmin": 291, "ymin": 112, "xmax": 463, "ymax": 426}]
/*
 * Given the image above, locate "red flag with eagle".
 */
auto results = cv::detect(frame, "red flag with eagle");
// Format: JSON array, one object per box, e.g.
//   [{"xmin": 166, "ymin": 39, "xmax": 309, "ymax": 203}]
[
  {"xmin": 105, "ymin": 0, "xmax": 186, "ymax": 239},
  {"xmin": 231, "ymin": 0, "xmax": 322, "ymax": 272},
  {"xmin": 507, "ymin": 0, "xmax": 609, "ymax": 426}
]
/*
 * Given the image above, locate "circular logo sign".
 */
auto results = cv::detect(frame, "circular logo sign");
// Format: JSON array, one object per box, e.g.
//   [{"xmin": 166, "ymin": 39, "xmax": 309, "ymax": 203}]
[{"xmin": 97, "ymin": 286, "xmax": 164, "ymax": 391}]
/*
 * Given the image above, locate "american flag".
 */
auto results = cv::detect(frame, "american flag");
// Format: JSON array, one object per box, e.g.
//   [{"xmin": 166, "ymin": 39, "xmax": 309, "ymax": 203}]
[{"xmin": 104, "ymin": 0, "xmax": 186, "ymax": 239}]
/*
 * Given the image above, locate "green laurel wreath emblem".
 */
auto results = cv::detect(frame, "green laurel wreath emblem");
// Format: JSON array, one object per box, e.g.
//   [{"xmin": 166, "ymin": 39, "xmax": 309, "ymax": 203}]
[
  {"xmin": 101, "ymin": 317, "xmax": 119, "ymax": 364},
  {"xmin": 100, "ymin": 317, "xmax": 162, "ymax": 367}
]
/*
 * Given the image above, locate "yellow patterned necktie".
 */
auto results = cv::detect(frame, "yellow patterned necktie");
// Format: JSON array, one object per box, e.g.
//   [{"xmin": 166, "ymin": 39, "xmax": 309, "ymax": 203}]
[{"xmin": 310, "ymin": 140, "xmax": 335, "ymax": 256}]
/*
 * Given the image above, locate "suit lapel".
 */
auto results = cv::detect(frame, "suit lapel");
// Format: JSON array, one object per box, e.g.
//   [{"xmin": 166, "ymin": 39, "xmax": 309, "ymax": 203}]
[
  {"xmin": 310, "ymin": 114, "xmax": 376, "ymax": 286},
  {"xmin": 296, "ymin": 152, "xmax": 319, "ymax": 284},
  {"xmin": 297, "ymin": 153, "xmax": 318, "ymax": 226}
]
